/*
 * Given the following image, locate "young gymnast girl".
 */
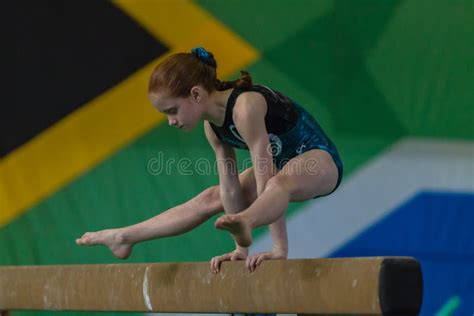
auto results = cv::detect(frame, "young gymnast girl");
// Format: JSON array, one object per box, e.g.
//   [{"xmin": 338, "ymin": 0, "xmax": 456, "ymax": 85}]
[{"xmin": 76, "ymin": 47, "xmax": 343, "ymax": 273}]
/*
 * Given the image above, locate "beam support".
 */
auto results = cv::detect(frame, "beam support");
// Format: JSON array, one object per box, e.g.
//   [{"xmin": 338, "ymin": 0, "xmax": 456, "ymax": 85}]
[{"xmin": 0, "ymin": 257, "xmax": 422, "ymax": 315}]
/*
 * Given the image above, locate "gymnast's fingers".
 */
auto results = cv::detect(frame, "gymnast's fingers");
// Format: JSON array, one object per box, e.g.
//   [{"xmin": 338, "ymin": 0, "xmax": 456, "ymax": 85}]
[
  {"xmin": 210, "ymin": 256, "xmax": 220, "ymax": 273},
  {"xmin": 210, "ymin": 254, "xmax": 231, "ymax": 273},
  {"xmin": 248, "ymin": 255, "xmax": 259, "ymax": 272},
  {"xmin": 245, "ymin": 256, "xmax": 253, "ymax": 271},
  {"xmin": 210, "ymin": 256, "xmax": 222, "ymax": 273},
  {"xmin": 255, "ymin": 253, "xmax": 270, "ymax": 267}
]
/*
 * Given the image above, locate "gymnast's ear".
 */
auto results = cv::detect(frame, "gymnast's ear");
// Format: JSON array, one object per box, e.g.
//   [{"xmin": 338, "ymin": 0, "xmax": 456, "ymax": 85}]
[{"xmin": 190, "ymin": 85, "xmax": 205, "ymax": 103}]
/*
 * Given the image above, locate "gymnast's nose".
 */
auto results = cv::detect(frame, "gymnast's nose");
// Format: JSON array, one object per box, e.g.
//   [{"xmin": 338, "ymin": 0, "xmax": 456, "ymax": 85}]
[{"xmin": 168, "ymin": 117, "xmax": 178, "ymax": 127}]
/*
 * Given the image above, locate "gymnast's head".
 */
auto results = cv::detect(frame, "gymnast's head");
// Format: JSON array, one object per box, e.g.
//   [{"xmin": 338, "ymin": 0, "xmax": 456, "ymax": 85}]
[{"xmin": 148, "ymin": 47, "xmax": 252, "ymax": 130}]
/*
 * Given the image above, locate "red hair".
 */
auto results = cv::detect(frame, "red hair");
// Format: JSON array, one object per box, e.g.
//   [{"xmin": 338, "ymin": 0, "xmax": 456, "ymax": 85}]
[{"xmin": 148, "ymin": 50, "xmax": 252, "ymax": 97}]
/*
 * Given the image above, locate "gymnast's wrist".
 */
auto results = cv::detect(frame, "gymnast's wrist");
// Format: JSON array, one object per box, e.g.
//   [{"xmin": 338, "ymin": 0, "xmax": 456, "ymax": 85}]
[
  {"xmin": 271, "ymin": 245, "xmax": 288, "ymax": 257},
  {"xmin": 235, "ymin": 244, "xmax": 249, "ymax": 255}
]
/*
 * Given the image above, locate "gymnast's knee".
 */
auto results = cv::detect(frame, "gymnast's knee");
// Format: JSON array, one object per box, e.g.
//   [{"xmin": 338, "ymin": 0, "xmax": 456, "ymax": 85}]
[
  {"xmin": 195, "ymin": 185, "xmax": 222, "ymax": 217},
  {"xmin": 263, "ymin": 175, "xmax": 293, "ymax": 195}
]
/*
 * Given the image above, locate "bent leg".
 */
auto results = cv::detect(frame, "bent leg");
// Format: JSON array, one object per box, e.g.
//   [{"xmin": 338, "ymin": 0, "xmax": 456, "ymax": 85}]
[{"xmin": 215, "ymin": 149, "xmax": 339, "ymax": 247}]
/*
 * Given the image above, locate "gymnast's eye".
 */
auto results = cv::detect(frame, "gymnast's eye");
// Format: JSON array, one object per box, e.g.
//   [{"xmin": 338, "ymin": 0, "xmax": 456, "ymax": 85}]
[{"xmin": 165, "ymin": 108, "xmax": 177, "ymax": 115}]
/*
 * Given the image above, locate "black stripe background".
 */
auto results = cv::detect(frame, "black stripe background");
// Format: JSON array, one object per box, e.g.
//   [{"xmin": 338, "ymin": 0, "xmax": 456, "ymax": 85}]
[{"xmin": 3, "ymin": 0, "xmax": 167, "ymax": 157}]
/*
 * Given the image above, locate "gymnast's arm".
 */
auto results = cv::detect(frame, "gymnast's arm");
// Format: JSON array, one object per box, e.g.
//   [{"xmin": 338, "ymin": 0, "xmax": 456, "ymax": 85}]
[
  {"xmin": 233, "ymin": 92, "xmax": 275, "ymax": 195},
  {"xmin": 204, "ymin": 121, "xmax": 248, "ymax": 255},
  {"xmin": 234, "ymin": 93, "xmax": 288, "ymax": 261},
  {"xmin": 204, "ymin": 121, "xmax": 246, "ymax": 214}
]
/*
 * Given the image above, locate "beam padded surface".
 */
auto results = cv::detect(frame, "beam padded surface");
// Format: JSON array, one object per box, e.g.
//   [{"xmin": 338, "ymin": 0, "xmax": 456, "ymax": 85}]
[{"xmin": 0, "ymin": 257, "xmax": 422, "ymax": 315}]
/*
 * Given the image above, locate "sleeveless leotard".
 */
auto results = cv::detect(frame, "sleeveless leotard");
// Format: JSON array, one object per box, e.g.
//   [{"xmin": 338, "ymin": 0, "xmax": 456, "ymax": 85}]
[{"xmin": 209, "ymin": 85, "xmax": 343, "ymax": 198}]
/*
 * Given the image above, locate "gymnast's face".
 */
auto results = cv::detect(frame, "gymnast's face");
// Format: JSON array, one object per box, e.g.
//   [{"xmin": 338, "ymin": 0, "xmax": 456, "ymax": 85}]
[{"xmin": 149, "ymin": 87, "xmax": 206, "ymax": 131}]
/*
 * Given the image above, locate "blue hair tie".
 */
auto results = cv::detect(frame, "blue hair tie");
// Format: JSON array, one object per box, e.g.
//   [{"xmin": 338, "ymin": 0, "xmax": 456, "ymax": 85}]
[{"xmin": 191, "ymin": 47, "xmax": 212, "ymax": 65}]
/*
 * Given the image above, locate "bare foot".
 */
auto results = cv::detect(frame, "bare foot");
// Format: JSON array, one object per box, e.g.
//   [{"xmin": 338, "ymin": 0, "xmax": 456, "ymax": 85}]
[
  {"xmin": 215, "ymin": 214, "xmax": 253, "ymax": 247},
  {"xmin": 76, "ymin": 229, "xmax": 133, "ymax": 259}
]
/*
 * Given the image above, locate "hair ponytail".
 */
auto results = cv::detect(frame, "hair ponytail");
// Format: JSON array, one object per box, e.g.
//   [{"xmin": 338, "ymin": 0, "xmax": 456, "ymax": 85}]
[
  {"xmin": 149, "ymin": 47, "xmax": 253, "ymax": 97},
  {"xmin": 191, "ymin": 47, "xmax": 253, "ymax": 91},
  {"xmin": 215, "ymin": 71, "xmax": 253, "ymax": 91}
]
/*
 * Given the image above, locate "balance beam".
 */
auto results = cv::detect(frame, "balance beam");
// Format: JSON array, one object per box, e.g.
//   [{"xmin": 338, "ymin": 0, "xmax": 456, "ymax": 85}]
[{"xmin": 0, "ymin": 257, "xmax": 422, "ymax": 315}]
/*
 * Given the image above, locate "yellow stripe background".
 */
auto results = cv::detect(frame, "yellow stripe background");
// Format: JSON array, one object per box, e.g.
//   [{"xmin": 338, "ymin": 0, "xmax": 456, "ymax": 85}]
[{"xmin": 0, "ymin": 0, "xmax": 259, "ymax": 227}]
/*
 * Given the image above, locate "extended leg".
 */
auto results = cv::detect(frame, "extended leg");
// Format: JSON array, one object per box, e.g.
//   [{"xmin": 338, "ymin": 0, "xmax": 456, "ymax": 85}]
[{"xmin": 76, "ymin": 167, "xmax": 257, "ymax": 259}]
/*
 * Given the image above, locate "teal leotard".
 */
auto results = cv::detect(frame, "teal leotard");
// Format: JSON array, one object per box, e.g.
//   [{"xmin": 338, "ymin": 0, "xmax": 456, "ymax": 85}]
[{"xmin": 210, "ymin": 85, "xmax": 343, "ymax": 198}]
